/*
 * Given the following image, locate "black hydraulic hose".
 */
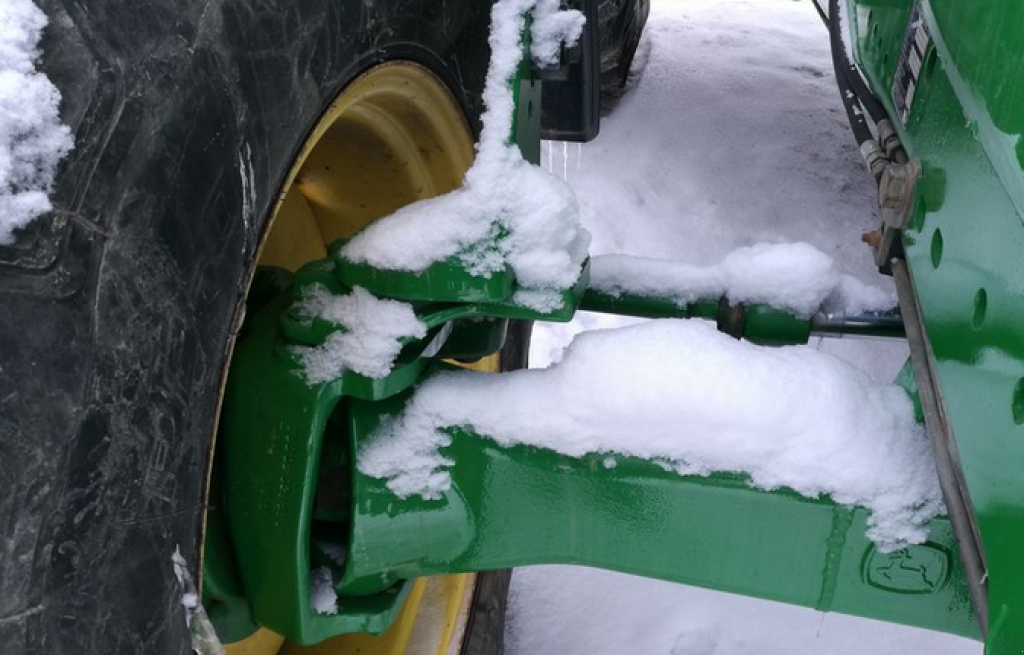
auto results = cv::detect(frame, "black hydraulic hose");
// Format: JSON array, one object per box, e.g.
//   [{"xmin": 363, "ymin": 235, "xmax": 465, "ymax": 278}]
[
  {"xmin": 826, "ymin": 0, "xmax": 889, "ymax": 180},
  {"xmin": 827, "ymin": 0, "xmax": 910, "ymax": 165},
  {"xmin": 827, "ymin": 11, "xmax": 873, "ymax": 148},
  {"xmin": 831, "ymin": 51, "xmax": 874, "ymax": 148},
  {"xmin": 810, "ymin": 0, "xmax": 828, "ymax": 28},
  {"xmin": 828, "ymin": 0, "xmax": 888, "ymax": 126}
]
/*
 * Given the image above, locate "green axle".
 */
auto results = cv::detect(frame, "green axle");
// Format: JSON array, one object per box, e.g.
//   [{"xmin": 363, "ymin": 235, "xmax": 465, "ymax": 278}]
[{"xmin": 208, "ymin": 247, "xmax": 942, "ymax": 647}]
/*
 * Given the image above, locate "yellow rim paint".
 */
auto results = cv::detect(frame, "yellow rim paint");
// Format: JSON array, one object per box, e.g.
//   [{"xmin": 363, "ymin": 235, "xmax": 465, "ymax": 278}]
[
  {"xmin": 456, "ymin": 353, "xmax": 501, "ymax": 373},
  {"xmin": 224, "ymin": 628, "xmax": 288, "ymax": 655},
  {"xmin": 254, "ymin": 61, "xmax": 474, "ymax": 272},
  {"xmin": 221, "ymin": 62, "xmax": 486, "ymax": 655}
]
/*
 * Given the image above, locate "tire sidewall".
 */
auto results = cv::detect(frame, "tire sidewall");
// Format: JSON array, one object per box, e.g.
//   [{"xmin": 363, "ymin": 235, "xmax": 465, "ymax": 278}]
[{"xmin": 2, "ymin": 3, "xmax": 496, "ymax": 653}]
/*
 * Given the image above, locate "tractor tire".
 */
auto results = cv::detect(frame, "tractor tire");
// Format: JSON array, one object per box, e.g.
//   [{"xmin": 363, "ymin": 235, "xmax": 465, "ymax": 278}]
[
  {"xmin": 1, "ymin": 2, "xmax": 522, "ymax": 654},
  {"xmin": 598, "ymin": 0, "xmax": 651, "ymax": 96}
]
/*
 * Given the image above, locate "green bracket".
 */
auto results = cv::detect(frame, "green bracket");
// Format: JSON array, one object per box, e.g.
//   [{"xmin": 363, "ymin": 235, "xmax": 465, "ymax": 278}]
[{"xmin": 335, "ymin": 385, "xmax": 978, "ymax": 639}]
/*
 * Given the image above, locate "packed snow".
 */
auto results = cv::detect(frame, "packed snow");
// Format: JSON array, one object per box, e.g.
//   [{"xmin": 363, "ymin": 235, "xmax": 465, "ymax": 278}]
[
  {"xmin": 171, "ymin": 547, "xmax": 226, "ymax": 655},
  {"xmin": 359, "ymin": 319, "xmax": 940, "ymax": 549},
  {"xmin": 0, "ymin": 0, "xmax": 73, "ymax": 244},
  {"xmin": 506, "ymin": 0, "xmax": 981, "ymax": 653},
  {"xmin": 292, "ymin": 285, "xmax": 427, "ymax": 383},
  {"xmin": 591, "ymin": 242, "xmax": 894, "ymax": 316},
  {"xmin": 341, "ymin": 0, "xmax": 591, "ymax": 312},
  {"xmin": 309, "ymin": 566, "xmax": 339, "ymax": 615}
]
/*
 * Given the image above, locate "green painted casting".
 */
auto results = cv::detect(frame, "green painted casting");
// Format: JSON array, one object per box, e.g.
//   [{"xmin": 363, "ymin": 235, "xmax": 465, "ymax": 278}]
[
  {"xmin": 849, "ymin": 0, "xmax": 1024, "ymax": 650},
  {"xmin": 335, "ymin": 384, "xmax": 979, "ymax": 638},
  {"xmin": 214, "ymin": 252, "xmax": 850, "ymax": 643},
  {"xmin": 335, "ymin": 248, "xmax": 516, "ymax": 304},
  {"xmin": 222, "ymin": 292, "xmax": 415, "ymax": 644}
]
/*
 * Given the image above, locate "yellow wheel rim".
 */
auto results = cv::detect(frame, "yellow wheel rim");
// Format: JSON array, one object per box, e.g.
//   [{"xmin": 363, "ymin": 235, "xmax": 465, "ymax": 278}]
[{"xmin": 222, "ymin": 61, "xmax": 494, "ymax": 655}]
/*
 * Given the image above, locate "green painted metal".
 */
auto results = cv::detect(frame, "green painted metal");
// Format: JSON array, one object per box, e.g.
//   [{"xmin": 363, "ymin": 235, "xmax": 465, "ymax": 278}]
[
  {"xmin": 335, "ymin": 247, "xmax": 516, "ymax": 304},
  {"xmin": 333, "ymin": 386, "xmax": 978, "ymax": 638},
  {"xmin": 201, "ymin": 461, "xmax": 258, "ymax": 644},
  {"xmin": 579, "ymin": 289, "xmax": 813, "ymax": 344},
  {"xmin": 848, "ymin": 0, "xmax": 1024, "ymax": 650},
  {"xmin": 214, "ymin": 251, "xmax": 863, "ymax": 643},
  {"xmin": 579, "ymin": 289, "xmax": 719, "ymax": 321},
  {"xmin": 222, "ymin": 292, "xmax": 416, "ymax": 645}
]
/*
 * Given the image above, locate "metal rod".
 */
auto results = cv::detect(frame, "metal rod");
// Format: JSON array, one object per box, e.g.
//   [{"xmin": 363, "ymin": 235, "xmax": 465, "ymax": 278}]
[
  {"xmin": 810, "ymin": 307, "xmax": 905, "ymax": 339},
  {"xmin": 892, "ymin": 258, "xmax": 989, "ymax": 636}
]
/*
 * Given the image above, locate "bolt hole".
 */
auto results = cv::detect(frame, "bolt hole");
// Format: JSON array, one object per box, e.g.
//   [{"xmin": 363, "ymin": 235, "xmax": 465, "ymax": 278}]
[
  {"xmin": 972, "ymin": 288, "xmax": 988, "ymax": 329},
  {"xmin": 911, "ymin": 204, "xmax": 926, "ymax": 231},
  {"xmin": 1013, "ymin": 379, "xmax": 1024, "ymax": 425},
  {"xmin": 930, "ymin": 229, "xmax": 944, "ymax": 268}
]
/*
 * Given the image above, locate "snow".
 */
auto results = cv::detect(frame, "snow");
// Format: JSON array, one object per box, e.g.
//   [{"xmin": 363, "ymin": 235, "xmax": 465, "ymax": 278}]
[
  {"xmin": 529, "ymin": 0, "xmax": 587, "ymax": 66},
  {"xmin": 591, "ymin": 242, "xmax": 894, "ymax": 317},
  {"xmin": 341, "ymin": 0, "xmax": 590, "ymax": 311},
  {"xmin": 171, "ymin": 547, "xmax": 226, "ymax": 655},
  {"xmin": 507, "ymin": 568, "xmax": 980, "ymax": 655},
  {"xmin": 298, "ymin": 0, "xmax": 589, "ymax": 384},
  {"xmin": 0, "ymin": 0, "xmax": 73, "ymax": 244},
  {"xmin": 359, "ymin": 319, "xmax": 940, "ymax": 549},
  {"xmin": 506, "ymin": 0, "xmax": 980, "ymax": 652},
  {"xmin": 310, "ymin": 566, "xmax": 339, "ymax": 615},
  {"xmin": 292, "ymin": 285, "xmax": 426, "ymax": 382}
]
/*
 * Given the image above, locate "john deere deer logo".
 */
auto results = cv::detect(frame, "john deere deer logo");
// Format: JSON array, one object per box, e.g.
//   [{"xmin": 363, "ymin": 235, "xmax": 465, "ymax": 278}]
[{"xmin": 863, "ymin": 544, "xmax": 950, "ymax": 594}]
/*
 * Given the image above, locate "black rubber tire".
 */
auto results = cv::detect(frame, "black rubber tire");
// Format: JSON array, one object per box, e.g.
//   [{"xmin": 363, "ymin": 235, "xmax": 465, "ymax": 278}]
[
  {"xmin": 1, "ymin": 2, "xmax": 507, "ymax": 654},
  {"xmin": 598, "ymin": 0, "xmax": 651, "ymax": 96}
]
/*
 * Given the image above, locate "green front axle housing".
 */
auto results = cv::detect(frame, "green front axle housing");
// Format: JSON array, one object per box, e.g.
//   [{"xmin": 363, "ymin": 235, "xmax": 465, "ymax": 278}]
[{"xmin": 197, "ymin": 237, "xmax": 977, "ymax": 647}]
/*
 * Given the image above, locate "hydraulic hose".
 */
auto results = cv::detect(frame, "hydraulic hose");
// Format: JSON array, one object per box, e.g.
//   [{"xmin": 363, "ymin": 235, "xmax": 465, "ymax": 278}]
[
  {"xmin": 826, "ymin": 0, "xmax": 888, "ymax": 180},
  {"xmin": 828, "ymin": 0, "xmax": 887, "ymax": 125},
  {"xmin": 810, "ymin": 0, "xmax": 828, "ymax": 27}
]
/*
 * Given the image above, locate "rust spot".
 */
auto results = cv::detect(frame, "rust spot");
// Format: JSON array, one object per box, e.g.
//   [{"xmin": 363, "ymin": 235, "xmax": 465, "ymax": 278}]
[{"xmin": 861, "ymin": 230, "xmax": 882, "ymax": 248}]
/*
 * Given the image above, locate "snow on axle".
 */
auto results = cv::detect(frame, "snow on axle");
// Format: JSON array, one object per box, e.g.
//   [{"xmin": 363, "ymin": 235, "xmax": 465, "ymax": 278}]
[{"xmin": 7, "ymin": 0, "xmax": 1024, "ymax": 653}]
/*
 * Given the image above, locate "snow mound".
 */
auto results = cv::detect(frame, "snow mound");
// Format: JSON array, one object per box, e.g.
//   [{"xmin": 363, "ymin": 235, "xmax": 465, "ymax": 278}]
[
  {"xmin": 359, "ymin": 320, "xmax": 941, "ymax": 550},
  {"xmin": 590, "ymin": 243, "xmax": 895, "ymax": 317},
  {"xmin": 292, "ymin": 285, "xmax": 427, "ymax": 383},
  {"xmin": 340, "ymin": 0, "xmax": 591, "ymax": 311},
  {"xmin": 0, "ymin": 0, "xmax": 73, "ymax": 244},
  {"xmin": 310, "ymin": 566, "xmax": 338, "ymax": 615}
]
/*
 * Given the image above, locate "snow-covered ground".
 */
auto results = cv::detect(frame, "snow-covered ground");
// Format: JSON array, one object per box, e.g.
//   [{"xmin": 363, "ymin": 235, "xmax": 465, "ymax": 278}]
[{"xmin": 505, "ymin": 0, "xmax": 982, "ymax": 652}]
